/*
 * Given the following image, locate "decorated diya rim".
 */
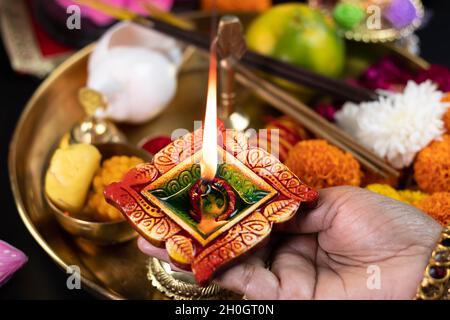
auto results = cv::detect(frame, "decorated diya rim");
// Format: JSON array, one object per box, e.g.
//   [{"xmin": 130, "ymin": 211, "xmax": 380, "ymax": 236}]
[
  {"xmin": 105, "ymin": 128, "xmax": 319, "ymax": 285},
  {"xmin": 141, "ymin": 147, "xmax": 278, "ymax": 247},
  {"xmin": 310, "ymin": 0, "xmax": 424, "ymax": 43}
]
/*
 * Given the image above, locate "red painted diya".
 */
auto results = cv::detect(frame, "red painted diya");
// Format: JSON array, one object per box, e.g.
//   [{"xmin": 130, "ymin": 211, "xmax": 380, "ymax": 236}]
[{"xmin": 104, "ymin": 127, "xmax": 318, "ymax": 286}]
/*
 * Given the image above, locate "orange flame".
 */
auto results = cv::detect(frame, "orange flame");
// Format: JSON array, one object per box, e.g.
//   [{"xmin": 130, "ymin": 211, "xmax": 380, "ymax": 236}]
[{"xmin": 200, "ymin": 43, "xmax": 218, "ymax": 181}]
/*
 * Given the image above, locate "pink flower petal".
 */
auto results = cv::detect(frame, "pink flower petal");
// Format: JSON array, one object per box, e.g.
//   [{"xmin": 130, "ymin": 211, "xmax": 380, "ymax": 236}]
[
  {"xmin": 415, "ymin": 64, "xmax": 450, "ymax": 92},
  {"xmin": 314, "ymin": 104, "xmax": 337, "ymax": 121},
  {"xmin": 0, "ymin": 241, "xmax": 28, "ymax": 287},
  {"xmin": 358, "ymin": 56, "xmax": 413, "ymax": 91}
]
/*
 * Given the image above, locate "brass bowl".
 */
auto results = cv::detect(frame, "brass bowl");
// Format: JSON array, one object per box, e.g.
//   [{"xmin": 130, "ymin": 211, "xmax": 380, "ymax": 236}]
[{"xmin": 45, "ymin": 143, "xmax": 152, "ymax": 245}]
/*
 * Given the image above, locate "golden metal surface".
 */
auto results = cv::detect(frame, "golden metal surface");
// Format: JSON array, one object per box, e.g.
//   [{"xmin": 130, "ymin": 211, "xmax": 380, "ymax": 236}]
[
  {"xmin": 74, "ymin": 88, "xmax": 126, "ymax": 145},
  {"xmin": 147, "ymin": 258, "xmax": 235, "ymax": 300},
  {"xmin": 416, "ymin": 226, "xmax": 450, "ymax": 300},
  {"xmin": 78, "ymin": 88, "xmax": 108, "ymax": 116},
  {"xmin": 8, "ymin": 12, "xmax": 429, "ymax": 299}
]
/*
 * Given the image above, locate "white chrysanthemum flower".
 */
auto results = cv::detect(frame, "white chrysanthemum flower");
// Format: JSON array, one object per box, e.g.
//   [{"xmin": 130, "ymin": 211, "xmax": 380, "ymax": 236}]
[{"xmin": 335, "ymin": 81, "xmax": 450, "ymax": 169}]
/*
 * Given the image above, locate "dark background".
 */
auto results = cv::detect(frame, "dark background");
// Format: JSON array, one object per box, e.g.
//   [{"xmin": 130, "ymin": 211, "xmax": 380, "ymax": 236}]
[{"xmin": 0, "ymin": 0, "xmax": 449, "ymax": 299}]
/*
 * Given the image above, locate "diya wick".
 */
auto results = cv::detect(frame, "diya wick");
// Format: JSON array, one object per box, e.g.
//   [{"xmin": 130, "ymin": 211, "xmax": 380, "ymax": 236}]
[
  {"xmin": 189, "ymin": 178, "xmax": 235, "ymax": 235},
  {"xmin": 194, "ymin": 36, "xmax": 233, "ymax": 235},
  {"xmin": 216, "ymin": 15, "xmax": 250, "ymax": 131},
  {"xmin": 70, "ymin": 88, "xmax": 126, "ymax": 144}
]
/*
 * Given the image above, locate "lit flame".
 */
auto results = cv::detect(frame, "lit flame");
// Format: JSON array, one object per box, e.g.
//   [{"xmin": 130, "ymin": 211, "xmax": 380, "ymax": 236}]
[{"xmin": 200, "ymin": 43, "xmax": 218, "ymax": 181}]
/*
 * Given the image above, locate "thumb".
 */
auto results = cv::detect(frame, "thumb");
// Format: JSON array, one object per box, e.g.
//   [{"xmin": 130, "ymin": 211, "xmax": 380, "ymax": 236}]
[
  {"xmin": 213, "ymin": 246, "xmax": 279, "ymax": 299},
  {"xmin": 277, "ymin": 186, "xmax": 362, "ymax": 234}
]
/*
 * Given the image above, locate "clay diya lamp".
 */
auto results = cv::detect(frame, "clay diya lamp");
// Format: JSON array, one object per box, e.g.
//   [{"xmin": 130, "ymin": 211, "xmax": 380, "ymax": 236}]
[
  {"xmin": 104, "ymin": 48, "xmax": 319, "ymax": 285},
  {"xmin": 105, "ymin": 127, "xmax": 318, "ymax": 285}
]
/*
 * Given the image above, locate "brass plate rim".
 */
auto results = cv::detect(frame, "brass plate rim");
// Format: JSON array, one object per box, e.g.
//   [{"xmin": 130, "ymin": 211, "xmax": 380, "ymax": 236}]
[{"xmin": 8, "ymin": 44, "xmax": 125, "ymax": 300}]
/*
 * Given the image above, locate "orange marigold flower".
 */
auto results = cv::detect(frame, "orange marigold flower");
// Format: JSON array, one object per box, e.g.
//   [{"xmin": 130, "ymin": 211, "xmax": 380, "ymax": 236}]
[
  {"xmin": 285, "ymin": 140, "xmax": 362, "ymax": 189},
  {"xmin": 416, "ymin": 192, "xmax": 450, "ymax": 226},
  {"xmin": 414, "ymin": 134, "xmax": 450, "ymax": 193},
  {"xmin": 201, "ymin": 0, "xmax": 271, "ymax": 12}
]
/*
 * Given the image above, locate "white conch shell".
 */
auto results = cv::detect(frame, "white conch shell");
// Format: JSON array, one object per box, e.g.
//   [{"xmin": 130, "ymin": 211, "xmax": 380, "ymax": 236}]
[
  {"xmin": 89, "ymin": 21, "xmax": 182, "ymax": 71},
  {"xmin": 87, "ymin": 21, "xmax": 182, "ymax": 124}
]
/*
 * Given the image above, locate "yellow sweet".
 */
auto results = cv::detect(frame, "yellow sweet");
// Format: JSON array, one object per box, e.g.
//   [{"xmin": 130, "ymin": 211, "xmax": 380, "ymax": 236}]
[
  {"xmin": 45, "ymin": 144, "xmax": 101, "ymax": 213},
  {"xmin": 88, "ymin": 156, "xmax": 144, "ymax": 222},
  {"xmin": 89, "ymin": 192, "xmax": 123, "ymax": 221}
]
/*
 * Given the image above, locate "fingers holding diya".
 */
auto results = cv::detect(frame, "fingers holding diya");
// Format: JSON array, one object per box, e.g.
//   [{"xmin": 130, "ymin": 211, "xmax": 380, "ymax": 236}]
[{"xmin": 104, "ymin": 128, "xmax": 319, "ymax": 285}]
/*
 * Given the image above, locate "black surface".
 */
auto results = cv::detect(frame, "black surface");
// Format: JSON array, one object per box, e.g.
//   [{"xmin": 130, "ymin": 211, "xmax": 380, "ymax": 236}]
[
  {"xmin": 0, "ymin": 0, "xmax": 450, "ymax": 300},
  {"xmin": 0, "ymin": 24, "xmax": 91, "ymax": 301},
  {"xmin": 33, "ymin": 0, "xmax": 115, "ymax": 49}
]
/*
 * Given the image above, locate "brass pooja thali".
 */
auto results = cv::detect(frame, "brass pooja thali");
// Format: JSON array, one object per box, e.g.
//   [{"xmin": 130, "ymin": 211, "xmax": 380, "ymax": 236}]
[{"xmin": 8, "ymin": 13, "xmax": 429, "ymax": 299}]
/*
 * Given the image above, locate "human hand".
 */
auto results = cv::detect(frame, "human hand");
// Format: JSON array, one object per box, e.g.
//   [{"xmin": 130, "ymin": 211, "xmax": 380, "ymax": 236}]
[{"xmin": 138, "ymin": 186, "xmax": 441, "ymax": 299}]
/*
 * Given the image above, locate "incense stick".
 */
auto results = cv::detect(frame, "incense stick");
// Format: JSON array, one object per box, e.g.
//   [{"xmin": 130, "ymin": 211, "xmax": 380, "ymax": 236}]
[
  {"xmin": 237, "ymin": 66, "xmax": 393, "ymax": 169},
  {"xmin": 73, "ymin": 0, "xmax": 397, "ymax": 177},
  {"xmin": 235, "ymin": 65, "xmax": 398, "ymax": 178},
  {"xmin": 74, "ymin": 0, "xmax": 376, "ymax": 102}
]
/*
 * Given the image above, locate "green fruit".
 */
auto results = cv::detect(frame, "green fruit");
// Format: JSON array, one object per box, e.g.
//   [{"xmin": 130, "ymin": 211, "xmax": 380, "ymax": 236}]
[
  {"xmin": 333, "ymin": 3, "xmax": 365, "ymax": 30},
  {"xmin": 246, "ymin": 3, "xmax": 345, "ymax": 78}
]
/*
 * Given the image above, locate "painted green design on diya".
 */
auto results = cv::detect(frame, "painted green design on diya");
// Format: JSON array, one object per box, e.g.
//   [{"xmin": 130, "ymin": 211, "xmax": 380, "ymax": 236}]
[
  {"xmin": 150, "ymin": 164, "xmax": 200, "ymax": 227},
  {"xmin": 148, "ymin": 163, "xmax": 270, "ymax": 237},
  {"xmin": 217, "ymin": 164, "xmax": 269, "ymax": 204},
  {"xmin": 141, "ymin": 149, "xmax": 277, "ymax": 246}
]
